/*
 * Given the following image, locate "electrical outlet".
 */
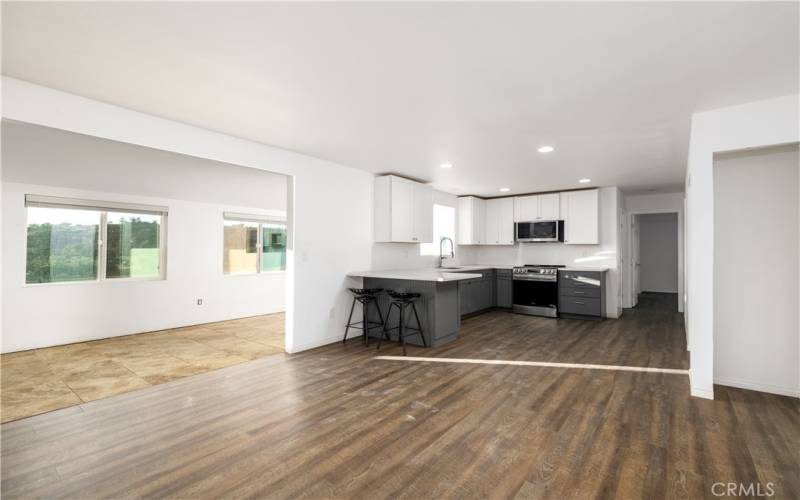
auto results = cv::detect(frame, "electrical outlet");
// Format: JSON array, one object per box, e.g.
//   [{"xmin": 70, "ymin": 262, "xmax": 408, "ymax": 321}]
[
  {"xmin": 329, "ymin": 307, "xmax": 336, "ymax": 319},
  {"xmin": 197, "ymin": 298, "xmax": 203, "ymax": 306}
]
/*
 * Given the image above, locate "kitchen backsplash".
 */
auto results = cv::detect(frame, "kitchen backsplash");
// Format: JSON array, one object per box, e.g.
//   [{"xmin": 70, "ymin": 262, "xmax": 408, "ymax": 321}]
[{"xmin": 465, "ymin": 242, "xmax": 618, "ymax": 269}]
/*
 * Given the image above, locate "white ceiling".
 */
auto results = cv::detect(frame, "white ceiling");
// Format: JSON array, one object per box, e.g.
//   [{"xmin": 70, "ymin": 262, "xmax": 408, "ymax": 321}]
[{"xmin": 2, "ymin": 2, "xmax": 797, "ymax": 197}]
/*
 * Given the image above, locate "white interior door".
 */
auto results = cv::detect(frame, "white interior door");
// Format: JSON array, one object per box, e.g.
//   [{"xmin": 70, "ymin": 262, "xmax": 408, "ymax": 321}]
[{"xmin": 631, "ymin": 214, "xmax": 641, "ymax": 305}]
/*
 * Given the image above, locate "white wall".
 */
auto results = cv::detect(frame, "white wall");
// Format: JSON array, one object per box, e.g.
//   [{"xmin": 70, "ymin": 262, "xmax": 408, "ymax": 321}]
[
  {"xmin": 2, "ymin": 121, "xmax": 288, "ymax": 208},
  {"xmin": 3, "ymin": 183, "xmax": 287, "ymax": 352},
  {"xmin": 713, "ymin": 144, "xmax": 799, "ymax": 397},
  {"xmin": 623, "ymin": 191, "xmax": 685, "ymax": 311},
  {"xmin": 685, "ymin": 93, "xmax": 799, "ymax": 399},
  {"xmin": 1, "ymin": 77, "xmax": 375, "ymax": 354},
  {"xmin": 1, "ymin": 121, "xmax": 290, "ymax": 352},
  {"xmin": 638, "ymin": 213, "xmax": 679, "ymax": 293},
  {"xmin": 463, "ymin": 187, "xmax": 623, "ymax": 318}
]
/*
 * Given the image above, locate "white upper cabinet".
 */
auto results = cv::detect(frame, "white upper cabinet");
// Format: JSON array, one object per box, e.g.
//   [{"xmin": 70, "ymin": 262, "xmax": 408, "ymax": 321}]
[
  {"xmin": 538, "ymin": 193, "xmax": 560, "ymax": 219},
  {"xmin": 460, "ymin": 189, "xmax": 599, "ymax": 246},
  {"xmin": 514, "ymin": 193, "xmax": 560, "ymax": 221},
  {"xmin": 484, "ymin": 197, "xmax": 515, "ymax": 245},
  {"xmin": 413, "ymin": 183, "xmax": 434, "ymax": 243},
  {"xmin": 562, "ymin": 189, "xmax": 599, "ymax": 244},
  {"xmin": 457, "ymin": 196, "xmax": 485, "ymax": 245},
  {"xmin": 496, "ymin": 198, "xmax": 515, "ymax": 244},
  {"xmin": 374, "ymin": 175, "xmax": 434, "ymax": 243},
  {"xmin": 389, "ymin": 176, "xmax": 414, "ymax": 242},
  {"xmin": 514, "ymin": 195, "xmax": 539, "ymax": 221},
  {"xmin": 484, "ymin": 198, "xmax": 499, "ymax": 244}
]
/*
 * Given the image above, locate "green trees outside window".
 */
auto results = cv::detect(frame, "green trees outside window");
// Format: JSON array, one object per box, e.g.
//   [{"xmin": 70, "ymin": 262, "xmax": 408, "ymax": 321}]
[
  {"xmin": 26, "ymin": 207, "xmax": 100, "ymax": 284},
  {"xmin": 25, "ymin": 204, "xmax": 164, "ymax": 284},
  {"xmin": 106, "ymin": 213, "xmax": 161, "ymax": 279}
]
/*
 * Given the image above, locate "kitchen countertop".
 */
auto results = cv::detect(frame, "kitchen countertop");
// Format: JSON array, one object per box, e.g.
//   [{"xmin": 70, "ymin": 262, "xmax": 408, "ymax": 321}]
[
  {"xmin": 454, "ymin": 264, "xmax": 515, "ymax": 270},
  {"xmin": 348, "ymin": 265, "xmax": 609, "ymax": 282},
  {"xmin": 444, "ymin": 264, "xmax": 609, "ymax": 272},
  {"xmin": 447, "ymin": 264, "xmax": 609, "ymax": 272},
  {"xmin": 347, "ymin": 268, "xmax": 483, "ymax": 282}
]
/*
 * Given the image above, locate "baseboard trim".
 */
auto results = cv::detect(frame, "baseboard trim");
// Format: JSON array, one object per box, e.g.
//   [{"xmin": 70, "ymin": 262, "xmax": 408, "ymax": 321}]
[
  {"xmin": 690, "ymin": 386, "xmax": 714, "ymax": 399},
  {"xmin": 2, "ymin": 310, "xmax": 287, "ymax": 354},
  {"xmin": 714, "ymin": 377, "xmax": 800, "ymax": 398},
  {"xmin": 288, "ymin": 333, "xmax": 345, "ymax": 354}
]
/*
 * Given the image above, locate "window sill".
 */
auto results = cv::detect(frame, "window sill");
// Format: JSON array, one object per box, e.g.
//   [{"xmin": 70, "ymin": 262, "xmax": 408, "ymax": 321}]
[
  {"xmin": 223, "ymin": 270, "xmax": 286, "ymax": 277},
  {"xmin": 24, "ymin": 276, "xmax": 166, "ymax": 287}
]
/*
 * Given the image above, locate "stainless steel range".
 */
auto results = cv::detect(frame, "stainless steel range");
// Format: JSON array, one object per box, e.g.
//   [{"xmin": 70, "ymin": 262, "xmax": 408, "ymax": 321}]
[{"xmin": 512, "ymin": 265, "xmax": 565, "ymax": 317}]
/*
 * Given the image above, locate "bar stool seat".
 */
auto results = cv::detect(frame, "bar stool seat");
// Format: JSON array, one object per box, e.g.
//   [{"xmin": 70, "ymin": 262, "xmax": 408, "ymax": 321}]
[
  {"xmin": 343, "ymin": 288, "xmax": 386, "ymax": 346},
  {"xmin": 378, "ymin": 290, "xmax": 426, "ymax": 355}
]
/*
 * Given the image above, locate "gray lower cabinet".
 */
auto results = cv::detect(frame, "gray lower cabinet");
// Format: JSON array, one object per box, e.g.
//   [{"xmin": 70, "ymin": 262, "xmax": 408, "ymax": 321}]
[
  {"xmin": 496, "ymin": 269, "xmax": 512, "ymax": 308},
  {"xmin": 558, "ymin": 270, "xmax": 606, "ymax": 320},
  {"xmin": 479, "ymin": 270, "xmax": 495, "ymax": 310},
  {"xmin": 459, "ymin": 278, "xmax": 476, "ymax": 315},
  {"xmin": 362, "ymin": 277, "xmax": 461, "ymax": 347},
  {"xmin": 458, "ymin": 269, "xmax": 504, "ymax": 317}
]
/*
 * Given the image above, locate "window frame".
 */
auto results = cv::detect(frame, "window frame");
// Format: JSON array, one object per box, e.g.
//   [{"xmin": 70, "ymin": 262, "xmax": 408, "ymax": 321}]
[
  {"xmin": 419, "ymin": 203, "xmax": 457, "ymax": 257},
  {"xmin": 23, "ymin": 195, "xmax": 168, "ymax": 286},
  {"xmin": 222, "ymin": 213, "xmax": 287, "ymax": 276}
]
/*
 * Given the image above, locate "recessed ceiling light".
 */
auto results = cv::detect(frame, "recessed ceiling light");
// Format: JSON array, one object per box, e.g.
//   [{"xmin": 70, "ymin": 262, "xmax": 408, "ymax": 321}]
[
  {"xmin": 579, "ymin": 178, "xmax": 591, "ymax": 184},
  {"xmin": 440, "ymin": 162, "xmax": 453, "ymax": 169},
  {"xmin": 537, "ymin": 146, "xmax": 555, "ymax": 153},
  {"xmin": 499, "ymin": 187, "xmax": 511, "ymax": 192}
]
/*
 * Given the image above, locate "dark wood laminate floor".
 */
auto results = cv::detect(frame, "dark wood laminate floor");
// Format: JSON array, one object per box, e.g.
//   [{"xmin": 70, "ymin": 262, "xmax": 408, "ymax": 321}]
[
  {"xmin": 427, "ymin": 292, "xmax": 689, "ymax": 370},
  {"xmin": 2, "ymin": 294, "xmax": 798, "ymax": 499}
]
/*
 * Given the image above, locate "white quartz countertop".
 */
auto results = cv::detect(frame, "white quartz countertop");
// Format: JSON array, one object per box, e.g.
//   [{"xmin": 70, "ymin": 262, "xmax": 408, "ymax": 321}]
[
  {"xmin": 455, "ymin": 264, "xmax": 516, "ymax": 270},
  {"xmin": 347, "ymin": 268, "xmax": 483, "ymax": 282},
  {"xmin": 348, "ymin": 265, "xmax": 608, "ymax": 282},
  {"xmin": 444, "ymin": 264, "xmax": 607, "ymax": 272}
]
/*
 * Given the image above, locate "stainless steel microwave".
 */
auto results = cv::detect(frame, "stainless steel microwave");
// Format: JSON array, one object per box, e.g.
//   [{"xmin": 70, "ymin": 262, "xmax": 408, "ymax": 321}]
[{"xmin": 516, "ymin": 220, "xmax": 565, "ymax": 242}]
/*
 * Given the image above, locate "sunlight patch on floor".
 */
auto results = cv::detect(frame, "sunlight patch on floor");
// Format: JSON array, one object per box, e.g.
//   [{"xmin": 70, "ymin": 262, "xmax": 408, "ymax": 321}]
[{"xmin": 373, "ymin": 356, "xmax": 689, "ymax": 374}]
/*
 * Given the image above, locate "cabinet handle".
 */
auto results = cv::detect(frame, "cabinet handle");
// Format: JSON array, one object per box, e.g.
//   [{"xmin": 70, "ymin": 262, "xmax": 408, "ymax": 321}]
[
  {"xmin": 574, "ymin": 291, "xmax": 585, "ymax": 294},
  {"xmin": 574, "ymin": 301, "xmax": 585, "ymax": 305}
]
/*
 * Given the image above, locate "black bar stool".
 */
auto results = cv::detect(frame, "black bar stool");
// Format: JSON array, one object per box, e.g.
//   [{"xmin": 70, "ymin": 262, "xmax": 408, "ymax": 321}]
[
  {"xmin": 343, "ymin": 288, "xmax": 386, "ymax": 346},
  {"xmin": 378, "ymin": 291, "xmax": 426, "ymax": 356}
]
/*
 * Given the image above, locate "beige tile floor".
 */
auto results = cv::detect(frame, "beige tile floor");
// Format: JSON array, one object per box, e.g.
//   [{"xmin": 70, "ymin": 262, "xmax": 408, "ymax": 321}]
[{"xmin": 0, "ymin": 313, "xmax": 285, "ymax": 423}]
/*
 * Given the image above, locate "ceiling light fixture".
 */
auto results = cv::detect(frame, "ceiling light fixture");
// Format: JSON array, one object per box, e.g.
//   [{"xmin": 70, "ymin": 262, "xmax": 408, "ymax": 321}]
[
  {"xmin": 579, "ymin": 178, "xmax": 591, "ymax": 184},
  {"xmin": 499, "ymin": 187, "xmax": 511, "ymax": 192},
  {"xmin": 440, "ymin": 162, "xmax": 453, "ymax": 169},
  {"xmin": 537, "ymin": 146, "xmax": 555, "ymax": 153}
]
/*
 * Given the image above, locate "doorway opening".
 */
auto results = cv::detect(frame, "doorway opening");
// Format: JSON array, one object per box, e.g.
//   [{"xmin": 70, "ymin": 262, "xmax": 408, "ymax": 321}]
[
  {"xmin": 0, "ymin": 120, "xmax": 294, "ymax": 422},
  {"xmin": 629, "ymin": 212, "xmax": 682, "ymax": 311}
]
